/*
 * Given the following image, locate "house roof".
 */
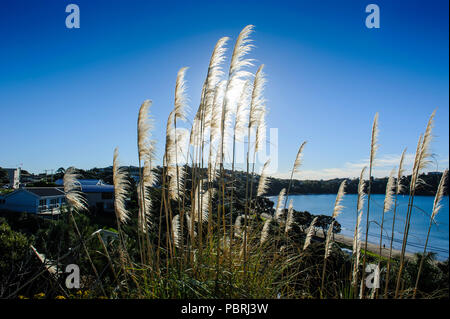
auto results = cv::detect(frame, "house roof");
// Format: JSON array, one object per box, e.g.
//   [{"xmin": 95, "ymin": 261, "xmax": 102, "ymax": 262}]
[
  {"xmin": 81, "ymin": 184, "xmax": 114, "ymax": 193},
  {"xmin": 54, "ymin": 178, "xmax": 114, "ymax": 193},
  {"xmin": 55, "ymin": 178, "xmax": 108, "ymax": 186},
  {"xmin": 25, "ymin": 187, "xmax": 65, "ymax": 197}
]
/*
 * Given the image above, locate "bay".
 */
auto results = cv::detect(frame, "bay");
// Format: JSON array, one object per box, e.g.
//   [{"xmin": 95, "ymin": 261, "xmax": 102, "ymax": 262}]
[{"xmin": 268, "ymin": 193, "xmax": 449, "ymax": 260}]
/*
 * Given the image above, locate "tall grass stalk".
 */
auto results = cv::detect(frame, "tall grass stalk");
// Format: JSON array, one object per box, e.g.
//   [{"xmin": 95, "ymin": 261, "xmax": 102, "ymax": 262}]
[
  {"xmin": 64, "ymin": 167, "xmax": 108, "ymax": 296},
  {"xmin": 384, "ymin": 148, "xmax": 406, "ymax": 298},
  {"xmin": 351, "ymin": 166, "xmax": 366, "ymax": 296},
  {"xmin": 321, "ymin": 180, "xmax": 346, "ymax": 295},
  {"xmin": 284, "ymin": 141, "xmax": 307, "ymax": 210},
  {"xmin": 376, "ymin": 167, "xmax": 395, "ymax": 298},
  {"xmin": 413, "ymin": 169, "xmax": 447, "ymax": 298},
  {"xmin": 395, "ymin": 110, "xmax": 435, "ymax": 298}
]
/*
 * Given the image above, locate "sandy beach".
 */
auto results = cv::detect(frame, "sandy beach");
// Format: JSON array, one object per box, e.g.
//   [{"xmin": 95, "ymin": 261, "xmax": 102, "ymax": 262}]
[{"xmin": 313, "ymin": 230, "xmax": 415, "ymax": 261}]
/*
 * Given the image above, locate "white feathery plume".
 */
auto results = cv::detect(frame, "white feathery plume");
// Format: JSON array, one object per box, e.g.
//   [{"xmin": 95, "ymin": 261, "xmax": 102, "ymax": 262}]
[
  {"xmin": 370, "ymin": 113, "xmax": 379, "ymax": 167},
  {"xmin": 63, "ymin": 167, "xmax": 88, "ymax": 211},
  {"xmin": 143, "ymin": 157, "xmax": 156, "ymax": 187},
  {"xmin": 137, "ymin": 101, "xmax": 155, "ymax": 233},
  {"xmin": 292, "ymin": 141, "xmax": 307, "ymax": 176},
  {"xmin": 353, "ymin": 166, "xmax": 366, "ymax": 257},
  {"xmin": 274, "ymin": 188, "xmax": 286, "ymax": 221},
  {"xmin": 234, "ymin": 215, "xmax": 244, "ymax": 238},
  {"xmin": 285, "ymin": 199, "xmax": 295, "ymax": 234},
  {"xmin": 260, "ymin": 217, "xmax": 272, "ymax": 244},
  {"xmin": 168, "ymin": 165, "xmax": 185, "ymax": 201},
  {"xmin": 352, "ymin": 167, "xmax": 366, "ymax": 284},
  {"xmin": 353, "ymin": 210, "xmax": 363, "ymax": 256},
  {"xmin": 137, "ymin": 181, "xmax": 151, "ymax": 233},
  {"xmin": 207, "ymin": 82, "xmax": 226, "ymax": 175},
  {"xmin": 255, "ymin": 108, "xmax": 266, "ymax": 153},
  {"xmin": 249, "ymin": 65, "xmax": 266, "ymax": 130},
  {"xmin": 303, "ymin": 217, "xmax": 318, "ymax": 251},
  {"xmin": 396, "ymin": 149, "xmax": 406, "ymax": 195},
  {"xmin": 172, "ymin": 214, "xmax": 182, "ymax": 249},
  {"xmin": 189, "ymin": 114, "xmax": 201, "ymax": 147},
  {"xmin": 431, "ymin": 169, "xmax": 448, "ymax": 221},
  {"xmin": 191, "ymin": 182, "xmax": 213, "ymax": 223},
  {"xmin": 417, "ymin": 110, "xmax": 436, "ymax": 172},
  {"xmin": 256, "ymin": 159, "xmax": 271, "ymax": 196},
  {"xmin": 324, "ymin": 220, "xmax": 335, "ymax": 259},
  {"xmin": 218, "ymin": 88, "xmax": 234, "ymax": 164},
  {"xmin": 165, "ymin": 110, "xmax": 176, "ymax": 165},
  {"xmin": 325, "ymin": 181, "xmax": 346, "ymax": 258},
  {"xmin": 233, "ymin": 80, "xmax": 251, "ymax": 142},
  {"xmin": 175, "ymin": 128, "xmax": 189, "ymax": 164},
  {"xmin": 229, "ymin": 25, "xmax": 254, "ymax": 80},
  {"xmin": 352, "ymin": 212, "xmax": 363, "ymax": 286},
  {"xmin": 200, "ymin": 188, "xmax": 214, "ymax": 223},
  {"xmin": 332, "ymin": 180, "xmax": 346, "ymax": 219},
  {"xmin": 137, "ymin": 100, "xmax": 153, "ymax": 161},
  {"xmin": 207, "ymin": 152, "xmax": 220, "ymax": 185},
  {"xmin": 174, "ymin": 67, "xmax": 189, "ymax": 122},
  {"xmin": 383, "ymin": 168, "xmax": 396, "ymax": 213},
  {"xmin": 214, "ymin": 141, "xmax": 223, "ymax": 167},
  {"xmin": 138, "ymin": 158, "xmax": 155, "ymax": 233},
  {"xmin": 191, "ymin": 84, "xmax": 205, "ymax": 130},
  {"xmin": 165, "ymin": 110, "xmax": 185, "ymax": 200},
  {"xmin": 113, "ymin": 148, "xmax": 130, "ymax": 224},
  {"xmin": 185, "ymin": 213, "xmax": 197, "ymax": 238},
  {"xmin": 203, "ymin": 37, "xmax": 229, "ymax": 126},
  {"xmin": 210, "ymin": 81, "xmax": 226, "ymax": 144},
  {"xmin": 207, "ymin": 36, "xmax": 229, "ymax": 83},
  {"xmin": 357, "ymin": 167, "xmax": 367, "ymax": 213},
  {"xmin": 410, "ymin": 110, "xmax": 435, "ymax": 192},
  {"xmin": 219, "ymin": 25, "xmax": 255, "ymax": 163},
  {"xmin": 410, "ymin": 134, "xmax": 423, "ymax": 192},
  {"xmin": 412, "ymin": 110, "xmax": 436, "ymax": 191}
]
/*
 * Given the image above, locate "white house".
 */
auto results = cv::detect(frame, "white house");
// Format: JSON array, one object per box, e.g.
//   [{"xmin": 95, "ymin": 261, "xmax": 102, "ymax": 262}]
[{"xmin": 0, "ymin": 187, "xmax": 66, "ymax": 215}]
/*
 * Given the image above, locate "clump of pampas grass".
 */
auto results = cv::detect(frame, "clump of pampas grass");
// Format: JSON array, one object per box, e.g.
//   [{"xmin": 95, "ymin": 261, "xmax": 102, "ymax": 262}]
[{"xmin": 63, "ymin": 167, "xmax": 88, "ymax": 211}]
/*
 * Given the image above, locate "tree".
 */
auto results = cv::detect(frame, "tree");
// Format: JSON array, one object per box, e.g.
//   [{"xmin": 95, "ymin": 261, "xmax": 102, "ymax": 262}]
[
  {"xmin": 0, "ymin": 168, "xmax": 9, "ymax": 185},
  {"xmin": 315, "ymin": 215, "xmax": 341, "ymax": 238},
  {"xmin": 293, "ymin": 210, "xmax": 313, "ymax": 232}
]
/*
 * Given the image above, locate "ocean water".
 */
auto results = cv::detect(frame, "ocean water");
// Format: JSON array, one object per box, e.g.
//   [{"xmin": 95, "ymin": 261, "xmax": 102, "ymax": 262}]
[{"xmin": 268, "ymin": 194, "xmax": 449, "ymax": 261}]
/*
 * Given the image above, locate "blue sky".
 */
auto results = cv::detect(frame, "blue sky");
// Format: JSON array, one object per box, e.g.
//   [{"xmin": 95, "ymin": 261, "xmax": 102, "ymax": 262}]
[{"xmin": 0, "ymin": 0, "xmax": 448, "ymax": 179}]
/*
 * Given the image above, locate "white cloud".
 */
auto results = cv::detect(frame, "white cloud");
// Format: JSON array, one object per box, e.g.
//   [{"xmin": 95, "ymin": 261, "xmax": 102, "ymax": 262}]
[{"xmin": 269, "ymin": 153, "xmax": 449, "ymax": 180}]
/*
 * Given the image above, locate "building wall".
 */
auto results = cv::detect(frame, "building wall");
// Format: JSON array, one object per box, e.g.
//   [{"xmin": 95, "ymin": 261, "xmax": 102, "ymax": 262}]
[
  {"xmin": 0, "ymin": 190, "xmax": 66, "ymax": 214},
  {"xmin": 85, "ymin": 192, "xmax": 114, "ymax": 212},
  {"xmin": 0, "ymin": 190, "xmax": 38, "ymax": 213}
]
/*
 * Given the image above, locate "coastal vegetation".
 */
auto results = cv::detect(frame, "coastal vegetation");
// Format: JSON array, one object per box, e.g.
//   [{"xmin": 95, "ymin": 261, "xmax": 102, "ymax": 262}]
[{"xmin": 0, "ymin": 25, "xmax": 448, "ymax": 299}]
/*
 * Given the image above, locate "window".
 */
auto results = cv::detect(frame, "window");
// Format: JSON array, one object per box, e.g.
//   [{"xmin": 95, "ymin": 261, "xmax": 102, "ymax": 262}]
[
  {"xmin": 39, "ymin": 199, "xmax": 47, "ymax": 210},
  {"xmin": 101, "ymin": 192, "xmax": 113, "ymax": 200},
  {"xmin": 50, "ymin": 199, "xmax": 57, "ymax": 207}
]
